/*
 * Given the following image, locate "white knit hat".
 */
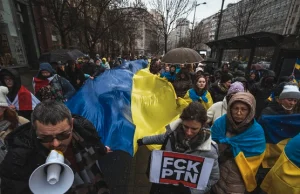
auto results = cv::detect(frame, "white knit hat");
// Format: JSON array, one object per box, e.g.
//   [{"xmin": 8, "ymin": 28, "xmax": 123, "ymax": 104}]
[
  {"xmin": 195, "ymin": 67, "xmax": 204, "ymax": 73},
  {"xmin": 279, "ymin": 85, "xmax": 300, "ymax": 100},
  {"xmin": 0, "ymin": 86, "xmax": 9, "ymax": 107}
]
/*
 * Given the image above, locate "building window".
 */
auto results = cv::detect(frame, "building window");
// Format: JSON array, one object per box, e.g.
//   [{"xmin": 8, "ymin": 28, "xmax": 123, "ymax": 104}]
[
  {"xmin": 288, "ymin": 28, "xmax": 292, "ymax": 34},
  {"xmin": 291, "ymin": 17, "xmax": 295, "ymax": 25},
  {"xmin": 294, "ymin": 5, "xmax": 299, "ymax": 13}
]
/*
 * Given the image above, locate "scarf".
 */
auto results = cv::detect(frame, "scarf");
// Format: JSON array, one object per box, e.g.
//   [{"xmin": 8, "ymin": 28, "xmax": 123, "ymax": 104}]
[
  {"xmin": 218, "ymin": 82, "xmax": 228, "ymax": 93},
  {"xmin": 189, "ymin": 89, "xmax": 208, "ymax": 103},
  {"xmin": 171, "ymin": 124, "xmax": 210, "ymax": 153},
  {"xmin": 66, "ymin": 131, "xmax": 110, "ymax": 194}
]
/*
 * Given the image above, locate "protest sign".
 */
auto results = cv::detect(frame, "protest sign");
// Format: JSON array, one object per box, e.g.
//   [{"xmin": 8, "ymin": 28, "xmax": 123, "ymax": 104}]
[{"xmin": 149, "ymin": 150, "xmax": 214, "ymax": 190}]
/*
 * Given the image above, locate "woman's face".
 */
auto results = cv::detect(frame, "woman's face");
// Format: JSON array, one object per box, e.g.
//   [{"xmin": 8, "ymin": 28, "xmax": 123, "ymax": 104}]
[
  {"xmin": 278, "ymin": 98, "xmax": 298, "ymax": 110},
  {"xmin": 224, "ymin": 80, "xmax": 232, "ymax": 89},
  {"xmin": 165, "ymin": 66, "xmax": 170, "ymax": 72},
  {"xmin": 182, "ymin": 120, "xmax": 202, "ymax": 139},
  {"xmin": 250, "ymin": 73, "xmax": 255, "ymax": 80},
  {"xmin": 196, "ymin": 77, "xmax": 206, "ymax": 89},
  {"xmin": 231, "ymin": 102, "xmax": 250, "ymax": 123}
]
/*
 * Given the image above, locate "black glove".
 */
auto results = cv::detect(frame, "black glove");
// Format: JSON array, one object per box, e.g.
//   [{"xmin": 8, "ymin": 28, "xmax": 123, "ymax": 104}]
[
  {"xmin": 178, "ymin": 183, "xmax": 191, "ymax": 194},
  {"xmin": 137, "ymin": 139, "xmax": 144, "ymax": 146}
]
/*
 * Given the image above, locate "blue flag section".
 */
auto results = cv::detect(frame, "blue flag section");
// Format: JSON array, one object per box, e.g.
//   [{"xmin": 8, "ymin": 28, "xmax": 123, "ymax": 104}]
[
  {"xmin": 66, "ymin": 60, "xmax": 148, "ymax": 156},
  {"xmin": 258, "ymin": 114, "xmax": 300, "ymax": 168},
  {"xmin": 259, "ymin": 114, "xmax": 300, "ymax": 144}
]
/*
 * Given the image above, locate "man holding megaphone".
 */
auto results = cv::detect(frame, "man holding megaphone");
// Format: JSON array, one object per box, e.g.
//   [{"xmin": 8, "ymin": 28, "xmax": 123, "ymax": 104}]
[{"xmin": 0, "ymin": 101, "xmax": 111, "ymax": 194}]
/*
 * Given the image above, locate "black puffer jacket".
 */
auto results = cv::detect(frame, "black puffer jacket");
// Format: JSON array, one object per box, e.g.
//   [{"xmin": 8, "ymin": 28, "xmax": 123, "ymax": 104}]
[
  {"xmin": 0, "ymin": 115, "xmax": 107, "ymax": 194},
  {"xmin": 209, "ymin": 82, "xmax": 228, "ymax": 103},
  {"xmin": 250, "ymin": 70, "xmax": 275, "ymax": 118}
]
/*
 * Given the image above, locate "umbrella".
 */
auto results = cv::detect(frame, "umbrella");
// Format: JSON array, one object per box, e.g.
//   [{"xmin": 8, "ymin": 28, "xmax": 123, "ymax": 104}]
[
  {"xmin": 161, "ymin": 47, "xmax": 203, "ymax": 64},
  {"xmin": 39, "ymin": 49, "xmax": 84, "ymax": 63}
]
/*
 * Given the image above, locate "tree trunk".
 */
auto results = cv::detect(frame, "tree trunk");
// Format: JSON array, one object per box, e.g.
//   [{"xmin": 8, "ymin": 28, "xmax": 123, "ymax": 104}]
[
  {"xmin": 164, "ymin": 33, "xmax": 168, "ymax": 54},
  {"xmin": 60, "ymin": 31, "xmax": 68, "ymax": 49}
]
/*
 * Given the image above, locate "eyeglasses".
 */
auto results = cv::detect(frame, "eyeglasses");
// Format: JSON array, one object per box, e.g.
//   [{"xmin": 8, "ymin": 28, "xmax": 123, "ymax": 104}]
[
  {"xmin": 37, "ymin": 129, "xmax": 72, "ymax": 143},
  {"xmin": 231, "ymin": 107, "xmax": 249, "ymax": 114}
]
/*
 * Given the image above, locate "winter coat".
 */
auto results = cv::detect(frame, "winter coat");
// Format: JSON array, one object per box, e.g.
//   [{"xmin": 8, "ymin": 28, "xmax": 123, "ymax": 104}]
[
  {"xmin": 34, "ymin": 63, "xmax": 75, "ymax": 102},
  {"xmin": 66, "ymin": 66, "xmax": 86, "ymax": 90},
  {"xmin": 0, "ymin": 69, "xmax": 39, "ymax": 120},
  {"xmin": 207, "ymin": 97, "xmax": 227, "ymax": 124},
  {"xmin": 209, "ymin": 82, "xmax": 228, "ymax": 103},
  {"xmin": 183, "ymin": 89, "xmax": 213, "ymax": 110},
  {"xmin": 250, "ymin": 70, "xmax": 275, "ymax": 118},
  {"xmin": 260, "ymin": 101, "xmax": 290, "ymax": 116},
  {"xmin": 0, "ymin": 115, "xmax": 107, "ymax": 194},
  {"xmin": 160, "ymin": 72, "xmax": 176, "ymax": 83},
  {"xmin": 142, "ymin": 119, "xmax": 220, "ymax": 194}
]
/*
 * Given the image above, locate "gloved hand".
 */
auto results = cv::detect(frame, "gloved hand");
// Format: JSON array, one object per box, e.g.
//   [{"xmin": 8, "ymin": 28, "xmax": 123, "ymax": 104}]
[
  {"xmin": 178, "ymin": 183, "xmax": 191, "ymax": 194},
  {"xmin": 137, "ymin": 139, "xmax": 144, "ymax": 146}
]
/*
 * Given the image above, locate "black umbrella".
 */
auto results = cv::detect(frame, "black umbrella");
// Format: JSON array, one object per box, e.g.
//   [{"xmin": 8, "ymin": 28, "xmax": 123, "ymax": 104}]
[
  {"xmin": 161, "ymin": 47, "xmax": 203, "ymax": 64},
  {"xmin": 39, "ymin": 49, "xmax": 84, "ymax": 63}
]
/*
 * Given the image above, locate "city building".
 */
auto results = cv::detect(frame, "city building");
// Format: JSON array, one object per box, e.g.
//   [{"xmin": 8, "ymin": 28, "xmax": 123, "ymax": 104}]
[
  {"xmin": 0, "ymin": 0, "xmax": 39, "ymax": 68},
  {"xmin": 219, "ymin": 0, "xmax": 300, "ymax": 40},
  {"xmin": 194, "ymin": 13, "xmax": 219, "ymax": 51},
  {"xmin": 168, "ymin": 18, "xmax": 190, "ymax": 49}
]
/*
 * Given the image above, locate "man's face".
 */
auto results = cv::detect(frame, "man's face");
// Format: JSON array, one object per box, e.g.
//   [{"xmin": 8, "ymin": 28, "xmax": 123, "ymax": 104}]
[
  {"xmin": 4, "ymin": 76, "xmax": 14, "ymax": 88},
  {"xmin": 35, "ymin": 119, "xmax": 73, "ymax": 153}
]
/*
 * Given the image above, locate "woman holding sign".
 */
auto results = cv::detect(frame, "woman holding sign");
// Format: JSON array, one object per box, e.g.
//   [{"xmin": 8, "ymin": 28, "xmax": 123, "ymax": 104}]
[
  {"xmin": 211, "ymin": 92, "xmax": 266, "ymax": 194},
  {"xmin": 137, "ymin": 102, "xmax": 220, "ymax": 194}
]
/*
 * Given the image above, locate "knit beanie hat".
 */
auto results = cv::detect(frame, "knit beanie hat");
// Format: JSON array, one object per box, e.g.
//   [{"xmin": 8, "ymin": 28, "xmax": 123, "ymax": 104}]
[
  {"xmin": 220, "ymin": 73, "xmax": 232, "ymax": 83},
  {"xmin": 0, "ymin": 86, "xmax": 9, "ymax": 107},
  {"xmin": 195, "ymin": 67, "xmax": 204, "ymax": 73},
  {"xmin": 227, "ymin": 81, "xmax": 245, "ymax": 95},
  {"xmin": 279, "ymin": 84, "xmax": 300, "ymax": 100}
]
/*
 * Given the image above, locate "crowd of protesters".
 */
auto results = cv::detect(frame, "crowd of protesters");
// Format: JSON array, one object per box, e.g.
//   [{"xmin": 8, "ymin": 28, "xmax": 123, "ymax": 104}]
[{"xmin": 0, "ymin": 56, "xmax": 299, "ymax": 194}]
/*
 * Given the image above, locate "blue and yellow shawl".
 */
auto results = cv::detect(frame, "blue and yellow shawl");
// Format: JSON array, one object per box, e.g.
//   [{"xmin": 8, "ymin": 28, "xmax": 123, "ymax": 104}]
[
  {"xmin": 261, "ymin": 133, "xmax": 300, "ymax": 194},
  {"xmin": 183, "ymin": 88, "xmax": 213, "ymax": 110},
  {"xmin": 258, "ymin": 114, "xmax": 300, "ymax": 168},
  {"xmin": 211, "ymin": 115, "xmax": 266, "ymax": 192}
]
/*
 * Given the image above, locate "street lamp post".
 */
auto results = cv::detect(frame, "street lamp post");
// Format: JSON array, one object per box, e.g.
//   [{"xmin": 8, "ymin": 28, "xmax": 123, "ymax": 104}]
[
  {"xmin": 215, "ymin": 0, "xmax": 225, "ymax": 41},
  {"xmin": 190, "ymin": 1, "xmax": 206, "ymax": 48}
]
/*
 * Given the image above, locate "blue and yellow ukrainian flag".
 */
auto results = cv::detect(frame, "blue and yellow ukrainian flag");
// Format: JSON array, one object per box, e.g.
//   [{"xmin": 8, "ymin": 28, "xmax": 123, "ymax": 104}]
[
  {"xmin": 258, "ymin": 114, "xmax": 300, "ymax": 168},
  {"xmin": 294, "ymin": 58, "xmax": 300, "ymax": 70},
  {"xmin": 183, "ymin": 89, "xmax": 213, "ymax": 110},
  {"xmin": 211, "ymin": 115, "xmax": 266, "ymax": 192},
  {"xmin": 66, "ymin": 60, "xmax": 188, "ymax": 156},
  {"xmin": 261, "ymin": 132, "xmax": 300, "ymax": 194}
]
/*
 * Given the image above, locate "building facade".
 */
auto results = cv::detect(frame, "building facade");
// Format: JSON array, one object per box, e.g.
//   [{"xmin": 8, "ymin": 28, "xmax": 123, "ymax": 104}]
[
  {"xmin": 168, "ymin": 18, "xmax": 190, "ymax": 50},
  {"xmin": 195, "ymin": 13, "xmax": 219, "ymax": 51},
  {"xmin": 219, "ymin": 0, "xmax": 300, "ymax": 40}
]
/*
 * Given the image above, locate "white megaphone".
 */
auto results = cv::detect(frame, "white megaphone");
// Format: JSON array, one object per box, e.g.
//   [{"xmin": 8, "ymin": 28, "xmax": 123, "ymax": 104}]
[{"xmin": 29, "ymin": 150, "xmax": 74, "ymax": 194}]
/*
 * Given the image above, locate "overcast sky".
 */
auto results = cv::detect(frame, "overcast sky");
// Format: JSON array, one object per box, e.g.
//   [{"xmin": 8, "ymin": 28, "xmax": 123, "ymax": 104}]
[{"xmin": 144, "ymin": 0, "xmax": 238, "ymax": 23}]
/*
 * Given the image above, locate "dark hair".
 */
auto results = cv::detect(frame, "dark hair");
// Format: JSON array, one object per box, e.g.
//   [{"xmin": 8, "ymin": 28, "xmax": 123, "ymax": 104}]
[
  {"xmin": 149, "ymin": 59, "xmax": 161, "ymax": 74},
  {"xmin": 3, "ymin": 108, "xmax": 19, "ymax": 129},
  {"xmin": 31, "ymin": 100, "xmax": 72, "ymax": 129},
  {"xmin": 180, "ymin": 102, "xmax": 207, "ymax": 124}
]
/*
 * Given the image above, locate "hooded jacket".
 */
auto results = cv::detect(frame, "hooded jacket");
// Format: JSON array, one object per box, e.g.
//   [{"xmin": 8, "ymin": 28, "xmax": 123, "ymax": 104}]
[
  {"xmin": 34, "ymin": 63, "xmax": 75, "ymax": 101},
  {"xmin": 0, "ymin": 68, "xmax": 21, "ymax": 102},
  {"xmin": 250, "ymin": 70, "xmax": 275, "ymax": 118},
  {"xmin": 0, "ymin": 69, "xmax": 40, "ymax": 120}
]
